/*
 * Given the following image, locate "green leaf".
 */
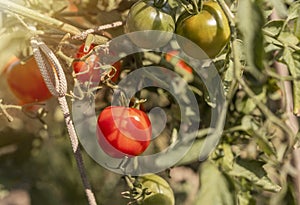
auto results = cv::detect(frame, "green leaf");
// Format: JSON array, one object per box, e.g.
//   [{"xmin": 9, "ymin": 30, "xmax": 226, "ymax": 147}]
[
  {"xmin": 278, "ymin": 31, "xmax": 299, "ymax": 46},
  {"xmin": 235, "ymin": 87, "xmax": 267, "ymax": 115},
  {"xmin": 193, "ymin": 161, "xmax": 235, "ymax": 205},
  {"xmin": 237, "ymin": 0, "xmax": 265, "ymax": 81},
  {"xmin": 220, "ymin": 143, "xmax": 235, "ymax": 171},
  {"xmin": 254, "ymin": 131, "xmax": 276, "ymax": 157},
  {"xmin": 282, "ymin": 48, "xmax": 300, "ymax": 115},
  {"xmin": 269, "ymin": 0, "xmax": 288, "ymax": 18},
  {"xmin": 237, "ymin": 190, "xmax": 256, "ymax": 205},
  {"xmin": 241, "ymin": 115, "xmax": 259, "ymax": 131},
  {"xmin": 270, "ymin": 182, "xmax": 297, "ymax": 205},
  {"xmin": 229, "ymin": 158, "xmax": 281, "ymax": 192},
  {"xmin": 286, "ymin": 2, "xmax": 300, "ymax": 22},
  {"xmin": 294, "ymin": 13, "xmax": 300, "ymax": 39},
  {"xmin": 263, "ymin": 20, "xmax": 285, "ymax": 37},
  {"xmin": 264, "ymin": 34, "xmax": 284, "ymax": 49},
  {"xmin": 175, "ymin": 137, "xmax": 205, "ymax": 166}
]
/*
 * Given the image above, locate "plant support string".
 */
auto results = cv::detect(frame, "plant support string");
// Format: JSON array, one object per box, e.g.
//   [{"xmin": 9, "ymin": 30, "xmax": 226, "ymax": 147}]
[{"xmin": 30, "ymin": 37, "xmax": 98, "ymax": 205}]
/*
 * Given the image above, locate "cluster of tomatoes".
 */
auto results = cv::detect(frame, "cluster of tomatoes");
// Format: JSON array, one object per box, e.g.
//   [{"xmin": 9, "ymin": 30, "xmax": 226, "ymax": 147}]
[
  {"xmin": 2, "ymin": 2, "xmax": 231, "ymax": 203},
  {"xmin": 2, "ymin": 46, "xmax": 195, "ymax": 160},
  {"xmin": 2, "ymin": 44, "xmax": 175, "ymax": 205},
  {"xmin": 72, "ymin": 43, "xmax": 153, "ymax": 158},
  {"xmin": 2, "ymin": 0, "xmax": 231, "ymax": 162},
  {"xmin": 126, "ymin": 0, "xmax": 231, "ymax": 58}
]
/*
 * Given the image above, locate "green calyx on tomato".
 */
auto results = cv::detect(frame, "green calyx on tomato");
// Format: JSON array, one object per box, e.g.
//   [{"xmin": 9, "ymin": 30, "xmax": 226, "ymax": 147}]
[
  {"xmin": 125, "ymin": 0, "xmax": 175, "ymax": 49},
  {"xmin": 5, "ymin": 56, "xmax": 52, "ymax": 104},
  {"xmin": 135, "ymin": 174, "xmax": 175, "ymax": 205},
  {"xmin": 175, "ymin": 1, "xmax": 231, "ymax": 58},
  {"xmin": 97, "ymin": 106, "xmax": 152, "ymax": 158},
  {"xmin": 72, "ymin": 43, "xmax": 121, "ymax": 83}
]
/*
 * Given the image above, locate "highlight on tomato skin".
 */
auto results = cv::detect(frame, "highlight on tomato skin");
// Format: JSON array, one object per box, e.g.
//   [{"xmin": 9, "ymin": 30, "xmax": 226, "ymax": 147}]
[
  {"xmin": 5, "ymin": 56, "xmax": 52, "ymax": 104},
  {"xmin": 1, "ymin": 56, "xmax": 19, "ymax": 75},
  {"xmin": 72, "ymin": 43, "xmax": 121, "ymax": 84},
  {"xmin": 96, "ymin": 106, "xmax": 152, "ymax": 158}
]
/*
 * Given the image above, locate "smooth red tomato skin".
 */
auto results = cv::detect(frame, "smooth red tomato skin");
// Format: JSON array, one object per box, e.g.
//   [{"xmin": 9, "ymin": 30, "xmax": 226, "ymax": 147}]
[
  {"xmin": 97, "ymin": 106, "xmax": 152, "ymax": 158},
  {"xmin": 5, "ymin": 57, "xmax": 52, "ymax": 104},
  {"xmin": 72, "ymin": 44, "xmax": 121, "ymax": 83},
  {"xmin": 72, "ymin": 44, "xmax": 100, "ymax": 83}
]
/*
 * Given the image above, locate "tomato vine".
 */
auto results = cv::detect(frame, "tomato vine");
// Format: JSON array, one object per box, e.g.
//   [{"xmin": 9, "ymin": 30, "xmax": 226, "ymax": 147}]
[{"xmin": 0, "ymin": 0, "xmax": 300, "ymax": 205}]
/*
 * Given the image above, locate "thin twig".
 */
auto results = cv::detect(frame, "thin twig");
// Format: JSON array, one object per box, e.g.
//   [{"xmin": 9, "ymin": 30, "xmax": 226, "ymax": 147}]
[
  {"xmin": 73, "ymin": 21, "xmax": 123, "ymax": 40},
  {"xmin": 0, "ymin": 100, "xmax": 22, "ymax": 122}
]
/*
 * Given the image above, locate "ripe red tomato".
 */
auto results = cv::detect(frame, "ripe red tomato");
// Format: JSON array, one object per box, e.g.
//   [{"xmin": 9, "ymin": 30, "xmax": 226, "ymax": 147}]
[
  {"xmin": 175, "ymin": 1, "xmax": 230, "ymax": 58},
  {"xmin": 5, "ymin": 56, "xmax": 52, "ymax": 104},
  {"xmin": 72, "ymin": 43, "xmax": 121, "ymax": 83},
  {"xmin": 165, "ymin": 51, "xmax": 193, "ymax": 74},
  {"xmin": 163, "ymin": 51, "xmax": 194, "ymax": 82},
  {"xmin": 97, "ymin": 106, "xmax": 152, "ymax": 158}
]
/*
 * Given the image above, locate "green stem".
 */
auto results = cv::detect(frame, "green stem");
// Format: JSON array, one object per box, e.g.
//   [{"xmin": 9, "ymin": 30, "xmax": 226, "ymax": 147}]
[
  {"xmin": 0, "ymin": 99, "xmax": 22, "ymax": 122},
  {"xmin": 0, "ymin": 1, "xmax": 81, "ymax": 35},
  {"xmin": 174, "ymin": 0, "xmax": 197, "ymax": 15},
  {"xmin": 263, "ymin": 29, "xmax": 300, "ymax": 51},
  {"xmin": 223, "ymin": 125, "xmax": 245, "ymax": 134},
  {"xmin": 191, "ymin": 0, "xmax": 199, "ymax": 13},
  {"xmin": 153, "ymin": 0, "xmax": 168, "ymax": 8},
  {"xmin": 217, "ymin": 0, "xmax": 296, "ymax": 151},
  {"xmin": 266, "ymin": 67, "xmax": 300, "ymax": 81},
  {"xmin": 216, "ymin": 0, "xmax": 239, "ymax": 101},
  {"xmin": 237, "ymin": 78, "xmax": 295, "ymax": 145}
]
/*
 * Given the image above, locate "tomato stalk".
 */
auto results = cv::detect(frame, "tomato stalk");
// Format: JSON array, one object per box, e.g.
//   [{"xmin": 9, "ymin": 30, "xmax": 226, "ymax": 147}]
[
  {"xmin": 190, "ymin": 0, "xmax": 202, "ymax": 14},
  {"xmin": 153, "ymin": 0, "xmax": 168, "ymax": 8},
  {"xmin": 175, "ymin": 0, "xmax": 202, "ymax": 15},
  {"xmin": 0, "ymin": 99, "xmax": 22, "ymax": 122}
]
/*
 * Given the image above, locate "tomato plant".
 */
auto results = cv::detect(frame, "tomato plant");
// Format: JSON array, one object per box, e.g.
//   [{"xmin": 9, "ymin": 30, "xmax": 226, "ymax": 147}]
[
  {"xmin": 5, "ymin": 56, "xmax": 52, "ymax": 104},
  {"xmin": 175, "ymin": 1, "xmax": 230, "ymax": 58},
  {"xmin": 2, "ymin": 1, "xmax": 300, "ymax": 205},
  {"xmin": 97, "ymin": 106, "xmax": 152, "ymax": 158},
  {"xmin": 125, "ymin": 0, "xmax": 175, "ymax": 48},
  {"xmin": 72, "ymin": 43, "xmax": 121, "ymax": 83},
  {"xmin": 136, "ymin": 174, "xmax": 175, "ymax": 205}
]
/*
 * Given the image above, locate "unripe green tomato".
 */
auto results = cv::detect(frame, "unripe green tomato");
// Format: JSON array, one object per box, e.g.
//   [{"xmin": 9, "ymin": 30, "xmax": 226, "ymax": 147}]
[
  {"xmin": 125, "ymin": 0, "xmax": 175, "ymax": 49},
  {"xmin": 175, "ymin": 1, "xmax": 230, "ymax": 58},
  {"xmin": 138, "ymin": 174, "xmax": 175, "ymax": 205}
]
